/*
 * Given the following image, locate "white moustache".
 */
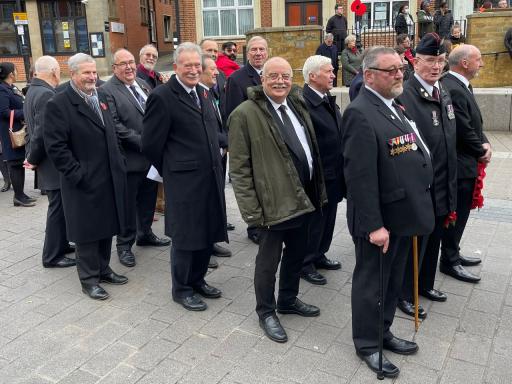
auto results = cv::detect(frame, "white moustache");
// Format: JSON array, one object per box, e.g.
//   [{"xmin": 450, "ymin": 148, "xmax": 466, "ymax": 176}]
[{"xmin": 271, "ymin": 85, "xmax": 287, "ymax": 89}]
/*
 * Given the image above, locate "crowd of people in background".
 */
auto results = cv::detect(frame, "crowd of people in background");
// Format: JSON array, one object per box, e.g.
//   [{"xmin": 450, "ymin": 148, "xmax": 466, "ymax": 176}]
[{"xmin": 0, "ymin": 0, "xmax": 504, "ymax": 379}]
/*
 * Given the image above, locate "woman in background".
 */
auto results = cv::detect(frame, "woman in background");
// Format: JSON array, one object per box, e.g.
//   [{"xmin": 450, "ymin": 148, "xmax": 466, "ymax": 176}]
[
  {"xmin": 341, "ymin": 35, "xmax": 363, "ymax": 87},
  {"xmin": 417, "ymin": 1, "xmax": 434, "ymax": 38}
]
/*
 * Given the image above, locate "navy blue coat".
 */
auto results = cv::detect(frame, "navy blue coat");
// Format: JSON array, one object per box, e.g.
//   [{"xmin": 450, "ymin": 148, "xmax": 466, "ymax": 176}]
[
  {"xmin": 316, "ymin": 43, "xmax": 339, "ymax": 71},
  {"xmin": 0, "ymin": 81, "xmax": 25, "ymax": 161}
]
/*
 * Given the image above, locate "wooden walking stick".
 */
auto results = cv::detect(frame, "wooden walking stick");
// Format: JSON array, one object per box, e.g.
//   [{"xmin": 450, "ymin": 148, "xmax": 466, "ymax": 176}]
[
  {"xmin": 412, "ymin": 235, "xmax": 419, "ymax": 332},
  {"xmin": 377, "ymin": 246, "xmax": 385, "ymax": 380}
]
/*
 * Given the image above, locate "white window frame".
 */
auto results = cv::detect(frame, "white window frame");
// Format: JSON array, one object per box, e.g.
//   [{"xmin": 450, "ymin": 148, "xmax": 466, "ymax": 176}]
[
  {"xmin": 358, "ymin": 1, "xmax": 410, "ymax": 31},
  {"xmin": 202, "ymin": 0, "xmax": 254, "ymax": 38}
]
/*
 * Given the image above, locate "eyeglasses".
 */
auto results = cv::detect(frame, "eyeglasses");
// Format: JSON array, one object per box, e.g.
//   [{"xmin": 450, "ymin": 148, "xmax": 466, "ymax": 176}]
[
  {"xmin": 144, "ymin": 53, "xmax": 158, "ymax": 58},
  {"xmin": 113, "ymin": 60, "xmax": 136, "ymax": 68},
  {"xmin": 368, "ymin": 66, "xmax": 405, "ymax": 76},
  {"xmin": 265, "ymin": 73, "xmax": 292, "ymax": 81},
  {"xmin": 416, "ymin": 57, "xmax": 446, "ymax": 67}
]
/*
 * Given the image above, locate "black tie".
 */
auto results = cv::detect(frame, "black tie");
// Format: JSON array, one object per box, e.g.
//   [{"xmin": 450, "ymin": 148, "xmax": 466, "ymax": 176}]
[
  {"xmin": 129, "ymin": 85, "xmax": 145, "ymax": 111},
  {"xmin": 190, "ymin": 89, "xmax": 201, "ymax": 109},
  {"xmin": 278, "ymin": 105, "xmax": 310, "ymax": 180},
  {"xmin": 432, "ymin": 86, "xmax": 440, "ymax": 102},
  {"xmin": 392, "ymin": 101, "xmax": 411, "ymax": 127},
  {"xmin": 468, "ymin": 84, "xmax": 474, "ymax": 94}
]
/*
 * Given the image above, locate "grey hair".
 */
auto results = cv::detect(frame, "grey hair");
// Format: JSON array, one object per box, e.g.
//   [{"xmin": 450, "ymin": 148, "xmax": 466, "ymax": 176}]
[
  {"xmin": 139, "ymin": 44, "xmax": 158, "ymax": 57},
  {"xmin": 345, "ymin": 34, "xmax": 356, "ymax": 46},
  {"xmin": 34, "ymin": 56, "xmax": 59, "ymax": 74},
  {"xmin": 173, "ymin": 42, "xmax": 202, "ymax": 64},
  {"xmin": 112, "ymin": 48, "xmax": 134, "ymax": 64},
  {"xmin": 68, "ymin": 53, "xmax": 95, "ymax": 72},
  {"xmin": 201, "ymin": 54, "xmax": 215, "ymax": 70},
  {"xmin": 324, "ymin": 33, "xmax": 334, "ymax": 41},
  {"xmin": 362, "ymin": 46, "xmax": 397, "ymax": 72},
  {"xmin": 302, "ymin": 55, "xmax": 332, "ymax": 84},
  {"xmin": 447, "ymin": 44, "xmax": 475, "ymax": 67},
  {"xmin": 247, "ymin": 35, "xmax": 268, "ymax": 51}
]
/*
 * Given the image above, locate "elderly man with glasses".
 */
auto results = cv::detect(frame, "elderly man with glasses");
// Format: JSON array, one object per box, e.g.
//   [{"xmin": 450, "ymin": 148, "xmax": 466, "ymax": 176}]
[{"xmin": 342, "ymin": 46, "xmax": 434, "ymax": 378}]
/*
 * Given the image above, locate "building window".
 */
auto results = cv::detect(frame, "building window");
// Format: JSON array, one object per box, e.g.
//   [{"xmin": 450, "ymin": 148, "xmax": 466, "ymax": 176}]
[
  {"xmin": 140, "ymin": 0, "xmax": 149, "ymax": 25},
  {"xmin": 108, "ymin": 0, "xmax": 118, "ymax": 19},
  {"xmin": 163, "ymin": 15, "xmax": 171, "ymax": 41},
  {"xmin": 203, "ymin": 0, "xmax": 254, "ymax": 37},
  {"xmin": 38, "ymin": 1, "xmax": 89, "ymax": 55},
  {"xmin": 358, "ymin": 1, "xmax": 409, "ymax": 30},
  {"xmin": 0, "ymin": 2, "xmax": 19, "ymax": 55}
]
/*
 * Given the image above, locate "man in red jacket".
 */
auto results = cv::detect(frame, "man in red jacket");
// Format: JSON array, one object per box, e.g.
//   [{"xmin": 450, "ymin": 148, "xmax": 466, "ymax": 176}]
[{"xmin": 216, "ymin": 41, "xmax": 240, "ymax": 77}]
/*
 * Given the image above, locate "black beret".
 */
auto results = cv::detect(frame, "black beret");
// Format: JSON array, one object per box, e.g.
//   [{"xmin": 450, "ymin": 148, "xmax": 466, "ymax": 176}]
[{"xmin": 416, "ymin": 33, "xmax": 446, "ymax": 56}]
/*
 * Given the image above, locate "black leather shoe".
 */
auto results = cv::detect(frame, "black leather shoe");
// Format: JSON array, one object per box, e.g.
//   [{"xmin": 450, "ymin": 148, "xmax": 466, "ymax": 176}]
[
  {"xmin": 208, "ymin": 258, "xmax": 218, "ymax": 269},
  {"xmin": 357, "ymin": 351, "xmax": 399, "ymax": 378},
  {"xmin": 212, "ymin": 243, "xmax": 232, "ymax": 257},
  {"xmin": 118, "ymin": 249, "xmax": 136, "ymax": 267},
  {"xmin": 315, "ymin": 257, "xmax": 342, "ymax": 270},
  {"xmin": 13, "ymin": 197, "xmax": 35, "ymax": 207},
  {"xmin": 301, "ymin": 270, "xmax": 327, "ymax": 285},
  {"xmin": 459, "ymin": 254, "xmax": 482, "ymax": 266},
  {"xmin": 420, "ymin": 288, "xmax": 447, "ymax": 302},
  {"xmin": 277, "ymin": 298, "xmax": 320, "ymax": 317},
  {"xmin": 1, "ymin": 181, "xmax": 10, "ymax": 192},
  {"xmin": 43, "ymin": 256, "xmax": 76, "ymax": 268},
  {"xmin": 226, "ymin": 222, "xmax": 235, "ymax": 231},
  {"xmin": 440, "ymin": 263, "xmax": 481, "ymax": 283},
  {"xmin": 81, "ymin": 284, "xmax": 109, "ymax": 300},
  {"xmin": 23, "ymin": 194, "xmax": 37, "ymax": 203},
  {"xmin": 174, "ymin": 295, "xmax": 207, "ymax": 311},
  {"xmin": 247, "ymin": 232, "xmax": 260, "ymax": 244},
  {"xmin": 194, "ymin": 283, "xmax": 221, "ymax": 298},
  {"xmin": 397, "ymin": 299, "xmax": 427, "ymax": 319},
  {"xmin": 100, "ymin": 272, "xmax": 128, "ymax": 285},
  {"xmin": 136, "ymin": 233, "xmax": 171, "ymax": 247},
  {"xmin": 259, "ymin": 314, "xmax": 288, "ymax": 343},
  {"xmin": 383, "ymin": 336, "xmax": 419, "ymax": 355},
  {"xmin": 64, "ymin": 244, "xmax": 76, "ymax": 254}
]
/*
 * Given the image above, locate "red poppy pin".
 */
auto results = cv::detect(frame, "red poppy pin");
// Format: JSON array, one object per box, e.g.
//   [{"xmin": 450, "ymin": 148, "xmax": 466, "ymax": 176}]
[
  {"xmin": 203, "ymin": 89, "xmax": 208, "ymax": 99},
  {"xmin": 100, "ymin": 102, "xmax": 107, "ymax": 111},
  {"xmin": 350, "ymin": 0, "xmax": 367, "ymax": 16}
]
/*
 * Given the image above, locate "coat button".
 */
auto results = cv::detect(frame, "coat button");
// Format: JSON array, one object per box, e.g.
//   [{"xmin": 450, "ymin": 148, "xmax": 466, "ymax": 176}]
[{"xmin": 423, "ymin": 163, "xmax": 427, "ymax": 168}]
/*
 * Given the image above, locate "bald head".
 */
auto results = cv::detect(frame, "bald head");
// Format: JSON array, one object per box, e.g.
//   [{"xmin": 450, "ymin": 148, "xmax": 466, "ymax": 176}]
[
  {"xmin": 448, "ymin": 44, "xmax": 483, "ymax": 80},
  {"xmin": 262, "ymin": 57, "xmax": 293, "ymax": 104},
  {"xmin": 34, "ymin": 55, "xmax": 60, "ymax": 87}
]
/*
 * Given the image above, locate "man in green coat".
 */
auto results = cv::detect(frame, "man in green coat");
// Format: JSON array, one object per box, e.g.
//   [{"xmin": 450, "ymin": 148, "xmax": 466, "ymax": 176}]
[{"xmin": 228, "ymin": 57, "xmax": 327, "ymax": 343}]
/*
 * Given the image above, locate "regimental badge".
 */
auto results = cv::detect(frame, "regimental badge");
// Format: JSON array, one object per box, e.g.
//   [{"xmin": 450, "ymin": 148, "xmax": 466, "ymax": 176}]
[
  {"xmin": 432, "ymin": 110, "xmax": 439, "ymax": 126},
  {"xmin": 447, "ymin": 104, "xmax": 455, "ymax": 120},
  {"xmin": 388, "ymin": 133, "xmax": 418, "ymax": 156}
]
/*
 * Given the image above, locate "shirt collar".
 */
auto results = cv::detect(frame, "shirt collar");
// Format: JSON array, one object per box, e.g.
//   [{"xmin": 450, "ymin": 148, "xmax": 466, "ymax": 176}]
[
  {"xmin": 414, "ymin": 73, "xmax": 439, "ymax": 96},
  {"xmin": 307, "ymin": 84, "xmax": 327, "ymax": 99},
  {"xmin": 449, "ymin": 70, "xmax": 470, "ymax": 90},
  {"xmin": 176, "ymin": 75, "xmax": 195, "ymax": 94},
  {"xmin": 264, "ymin": 91, "xmax": 288, "ymax": 111},
  {"xmin": 249, "ymin": 63, "xmax": 263, "ymax": 76}
]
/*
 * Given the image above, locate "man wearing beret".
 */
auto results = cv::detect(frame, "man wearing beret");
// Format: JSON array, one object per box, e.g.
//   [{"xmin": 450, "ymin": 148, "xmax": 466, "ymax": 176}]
[{"xmin": 397, "ymin": 32, "xmax": 458, "ymax": 318}]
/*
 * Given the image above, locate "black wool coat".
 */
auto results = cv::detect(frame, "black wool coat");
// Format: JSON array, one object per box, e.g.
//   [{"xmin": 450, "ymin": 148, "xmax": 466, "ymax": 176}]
[
  {"xmin": 43, "ymin": 84, "xmax": 127, "ymax": 243},
  {"xmin": 398, "ymin": 75, "xmax": 458, "ymax": 216},
  {"xmin": 224, "ymin": 63, "xmax": 261, "ymax": 120},
  {"xmin": 342, "ymin": 87, "xmax": 435, "ymax": 238},
  {"xmin": 142, "ymin": 75, "xmax": 227, "ymax": 250}
]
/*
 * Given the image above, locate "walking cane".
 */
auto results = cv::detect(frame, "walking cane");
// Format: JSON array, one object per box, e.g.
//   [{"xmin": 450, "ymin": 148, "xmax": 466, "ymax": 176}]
[
  {"xmin": 377, "ymin": 246, "xmax": 385, "ymax": 380},
  {"xmin": 413, "ymin": 236, "xmax": 419, "ymax": 332}
]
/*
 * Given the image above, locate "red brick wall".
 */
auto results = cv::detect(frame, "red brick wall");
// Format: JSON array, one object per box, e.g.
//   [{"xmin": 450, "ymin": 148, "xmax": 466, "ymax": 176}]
[
  {"xmin": 110, "ymin": 0, "xmax": 151, "ymax": 57},
  {"xmin": 154, "ymin": 0, "xmax": 176, "ymax": 54},
  {"xmin": 179, "ymin": 0, "xmax": 197, "ymax": 43},
  {"xmin": 261, "ymin": 0, "xmax": 272, "ymax": 27}
]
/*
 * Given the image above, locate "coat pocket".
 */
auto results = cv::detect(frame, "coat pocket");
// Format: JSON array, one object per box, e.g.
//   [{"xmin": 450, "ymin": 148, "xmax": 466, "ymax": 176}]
[
  {"xmin": 169, "ymin": 160, "xmax": 199, "ymax": 172},
  {"xmin": 381, "ymin": 188, "xmax": 406, "ymax": 204}
]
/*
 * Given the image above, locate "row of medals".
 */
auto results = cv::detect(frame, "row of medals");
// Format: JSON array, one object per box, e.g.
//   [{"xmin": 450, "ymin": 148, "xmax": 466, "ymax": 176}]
[{"xmin": 388, "ymin": 133, "xmax": 418, "ymax": 156}]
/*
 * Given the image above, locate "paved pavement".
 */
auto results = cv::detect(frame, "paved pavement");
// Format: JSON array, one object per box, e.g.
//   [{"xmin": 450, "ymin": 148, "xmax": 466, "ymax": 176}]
[{"xmin": 0, "ymin": 132, "xmax": 511, "ymax": 384}]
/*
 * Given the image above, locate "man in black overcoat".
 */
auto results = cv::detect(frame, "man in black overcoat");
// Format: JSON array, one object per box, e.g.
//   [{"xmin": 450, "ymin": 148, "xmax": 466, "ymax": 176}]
[
  {"xmin": 225, "ymin": 36, "xmax": 268, "ymax": 244},
  {"xmin": 325, "ymin": 4, "xmax": 348, "ymax": 53},
  {"xmin": 342, "ymin": 47, "xmax": 434, "ymax": 378},
  {"xmin": 101, "ymin": 48, "xmax": 170, "ymax": 268},
  {"xmin": 142, "ymin": 43, "xmax": 228, "ymax": 312},
  {"xmin": 136, "ymin": 44, "xmax": 167, "ymax": 90},
  {"xmin": 301, "ymin": 55, "xmax": 345, "ymax": 286},
  {"xmin": 24, "ymin": 56, "xmax": 75, "ymax": 268},
  {"xmin": 315, "ymin": 33, "xmax": 339, "ymax": 87},
  {"xmin": 440, "ymin": 44, "xmax": 490, "ymax": 283},
  {"xmin": 397, "ymin": 33, "xmax": 458, "ymax": 318},
  {"xmin": 44, "ymin": 53, "xmax": 128, "ymax": 301}
]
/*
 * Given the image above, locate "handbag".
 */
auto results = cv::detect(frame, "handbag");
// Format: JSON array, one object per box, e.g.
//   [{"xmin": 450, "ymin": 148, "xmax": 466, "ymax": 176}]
[{"xmin": 8, "ymin": 110, "xmax": 27, "ymax": 149}]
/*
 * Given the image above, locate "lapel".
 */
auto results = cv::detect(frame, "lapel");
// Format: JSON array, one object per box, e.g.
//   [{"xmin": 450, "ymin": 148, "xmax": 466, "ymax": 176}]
[
  {"xmin": 303, "ymin": 85, "xmax": 342, "ymax": 134},
  {"xmin": 246, "ymin": 63, "xmax": 262, "ymax": 86},
  {"xmin": 112, "ymin": 76, "xmax": 144, "ymax": 115},
  {"xmin": 363, "ymin": 88, "xmax": 410, "ymax": 134},
  {"xmin": 446, "ymin": 73, "xmax": 483, "ymax": 122},
  {"xmin": 170, "ymin": 75, "xmax": 202, "ymax": 114},
  {"xmin": 410, "ymin": 75, "xmax": 438, "ymax": 104},
  {"xmin": 65, "ymin": 83, "xmax": 105, "ymax": 130}
]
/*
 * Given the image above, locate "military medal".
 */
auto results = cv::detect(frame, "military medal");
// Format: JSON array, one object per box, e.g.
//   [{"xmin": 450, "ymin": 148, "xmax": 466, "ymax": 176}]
[
  {"xmin": 411, "ymin": 143, "xmax": 418, "ymax": 151},
  {"xmin": 446, "ymin": 104, "xmax": 455, "ymax": 120},
  {"xmin": 432, "ymin": 110, "xmax": 439, "ymax": 126}
]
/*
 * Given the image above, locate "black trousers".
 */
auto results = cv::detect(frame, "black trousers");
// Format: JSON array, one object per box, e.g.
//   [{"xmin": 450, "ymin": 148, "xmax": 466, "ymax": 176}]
[
  {"xmin": 7, "ymin": 159, "xmax": 25, "ymax": 200},
  {"xmin": 399, "ymin": 232, "xmax": 430, "ymax": 301},
  {"xmin": 352, "ymin": 235, "xmax": 410, "ymax": 355},
  {"xmin": 117, "ymin": 171, "xmax": 158, "ymax": 250},
  {"xmin": 171, "ymin": 246, "xmax": 212, "ymax": 299},
  {"xmin": 254, "ymin": 217, "xmax": 310, "ymax": 319},
  {"xmin": 42, "ymin": 189, "xmax": 69, "ymax": 265},
  {"xmin": 303, "ymin": 200, "xmax": 338, "ymax": 272},
  {"xmin": 75, "ymin": 238, "xmax": 113, "ymax": 285},
  {"xmin": 441, "ymin": 178, "xmax": 475, "ymax": 266}
]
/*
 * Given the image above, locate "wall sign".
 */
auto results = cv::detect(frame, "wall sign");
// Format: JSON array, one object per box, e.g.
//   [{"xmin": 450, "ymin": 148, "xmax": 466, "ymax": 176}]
[{"xmin": 89, "ymin": 32, "xmax": 105, "ymax": 58}]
